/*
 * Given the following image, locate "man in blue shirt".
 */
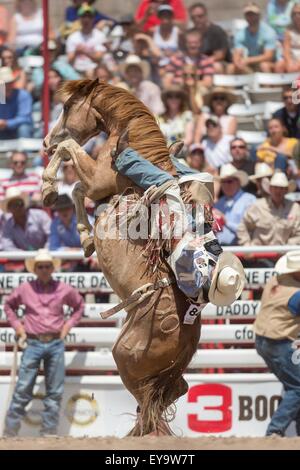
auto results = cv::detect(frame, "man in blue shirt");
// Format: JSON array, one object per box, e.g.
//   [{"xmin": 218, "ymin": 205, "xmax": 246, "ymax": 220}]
[
  {"xmin": 49, "ymin": 194, "xmax": 82, "ymax": 251},
  {"xmin": 0, "ymin": 67, "xmax": 33, "ymax": 140},
  {"xmin": 214, "ymin": 163, "xmax": 256, "ymax": 246},
  {"xmin": 228, "ymin": 2, "xmax": 276, "ymax": 74}
]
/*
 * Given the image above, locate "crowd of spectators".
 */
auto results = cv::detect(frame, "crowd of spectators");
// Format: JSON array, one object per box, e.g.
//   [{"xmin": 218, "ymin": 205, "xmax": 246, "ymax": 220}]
[{"xmin": 1, "ymin": 0, "xmax": 300, "ymax": 257}]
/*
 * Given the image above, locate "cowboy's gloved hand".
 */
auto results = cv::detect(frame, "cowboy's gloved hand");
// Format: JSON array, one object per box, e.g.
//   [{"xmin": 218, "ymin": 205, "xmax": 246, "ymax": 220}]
[{"xmin": 111, "ymin": 129, "xmax": 130, "ymax": 164}]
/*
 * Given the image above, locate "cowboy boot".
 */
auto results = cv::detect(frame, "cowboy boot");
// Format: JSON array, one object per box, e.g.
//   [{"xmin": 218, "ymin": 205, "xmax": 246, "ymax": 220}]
[{"xmin": 111, "ymin": 129, "xmax": 130, "ymax": 163}]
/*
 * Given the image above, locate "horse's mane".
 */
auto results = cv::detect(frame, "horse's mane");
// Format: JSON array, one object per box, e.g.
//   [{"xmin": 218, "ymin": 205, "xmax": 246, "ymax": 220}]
[{"xmin": 58, "ymin": 79, "xmax": 176, "ymax": 174}]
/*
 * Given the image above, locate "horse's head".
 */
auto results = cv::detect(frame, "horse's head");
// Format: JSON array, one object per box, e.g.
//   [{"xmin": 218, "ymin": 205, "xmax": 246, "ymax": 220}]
[{"xmin": 44, "ymin": 79, "xmax": 106, "ymax": 156}]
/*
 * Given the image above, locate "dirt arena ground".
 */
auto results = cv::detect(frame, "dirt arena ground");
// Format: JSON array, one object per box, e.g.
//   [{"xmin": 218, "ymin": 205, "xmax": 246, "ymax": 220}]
[{"xmin": 0, "ymin": 436, "xmax": 299, "ymax": 450}]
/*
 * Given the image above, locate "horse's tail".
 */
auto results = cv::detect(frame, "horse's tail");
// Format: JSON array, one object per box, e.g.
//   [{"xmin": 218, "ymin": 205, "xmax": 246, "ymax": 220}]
[{"xmin": 127, "ymin": 344, "xmax": 193, "ymax": 437}]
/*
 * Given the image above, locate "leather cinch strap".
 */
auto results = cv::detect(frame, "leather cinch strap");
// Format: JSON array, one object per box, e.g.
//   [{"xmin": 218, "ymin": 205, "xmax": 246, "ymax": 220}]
[{"xmin": 100, "ymin": 277, "xmax": 174, "ymax": 320}]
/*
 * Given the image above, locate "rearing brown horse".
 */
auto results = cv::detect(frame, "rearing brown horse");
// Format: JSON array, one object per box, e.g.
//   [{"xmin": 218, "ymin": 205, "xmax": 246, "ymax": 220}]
[{"xmin": 43, "ymin": 79, "xmax": 201, "ymax": 436}]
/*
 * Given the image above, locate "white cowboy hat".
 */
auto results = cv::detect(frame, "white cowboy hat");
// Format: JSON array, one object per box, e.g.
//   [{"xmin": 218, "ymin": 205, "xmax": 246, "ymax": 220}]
[
  {"xmin": 0, "ymin": 67, "xmax": 17, "ymax": 84},
  {"xmin": 269, "ymin": 171, "xmax": 296, "ymax": 191},
  {"xmin": 208, "ymin": 252, "xmax": 245, "ymax": 306},
  {"xmin": 179, "ymin": 173, "xmax": 215, "ymax": 204},
  {"xmin": 275, "ymin": 251, "xmax": 300, "ymax": 276},
  {"xmin": 219, "ymin": 163, "xmax": 249, "ymax": 187},
  {"xmin": 25, "ymin": 249, "xmax": 61, "ymax": 274},
  {"xmin": 249, "ymin": 162, "xmax": 273, "ymax": 181},
  {"xmin": 119, "ymin": 54, "xmax": 150, "ymax": 80},
  {"xmin": 3, "ymin": 187, "xmax": 29, "ymax": 212}
]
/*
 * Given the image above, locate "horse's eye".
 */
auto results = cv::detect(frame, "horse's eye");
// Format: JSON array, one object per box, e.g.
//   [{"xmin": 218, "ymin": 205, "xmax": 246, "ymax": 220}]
[{"xmin": 63, "ymin": 103, "xmax": 70, "ymax": 113}]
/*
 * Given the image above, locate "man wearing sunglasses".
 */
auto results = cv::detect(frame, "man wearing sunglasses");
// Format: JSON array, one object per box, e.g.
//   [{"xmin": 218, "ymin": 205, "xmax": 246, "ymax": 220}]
[
  {"xmin": 273, "ymin": 87, "xmax": 300, "ymax": 139},
  {"xmin": 0, "ymin": 151, "xmax": 41, "ymax": 201},
  {"xmin": 3, "ymin": 249, "xmax": 84, "ymax": 437},
  {"xmin": 1, "ymin": 187, "xmax": 51, "ymax": 251}
]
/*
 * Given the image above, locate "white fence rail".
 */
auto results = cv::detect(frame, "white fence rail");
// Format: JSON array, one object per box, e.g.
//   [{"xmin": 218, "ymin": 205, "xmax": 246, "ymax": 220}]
[
  {"xmin": 0, "ymin": 269, "xmax": 275, "ymax": 292},
  {"xmin": 0, "ymin": 349, "xmax": 266, "ymax": 370},
  {"xmin": 0, "ymin": 300, "xmax": 261, "ymax": 321},
  {"xmin": 0, "ymin": 324, "xmax": 255, "ymax": 345}
]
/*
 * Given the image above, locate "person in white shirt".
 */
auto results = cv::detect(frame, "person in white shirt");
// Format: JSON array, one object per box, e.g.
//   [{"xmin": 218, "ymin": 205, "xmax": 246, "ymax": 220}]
[
  {"xmin": 66, "ymin": 3, "xmax": 106, "ymax": 75},
  {"xmin": 201, "ymin": 116, "xmax": 233, "ymax": 169},
  {"xmin": 120, "ymin": 54, "xmax": 165, "ymax": 115}
]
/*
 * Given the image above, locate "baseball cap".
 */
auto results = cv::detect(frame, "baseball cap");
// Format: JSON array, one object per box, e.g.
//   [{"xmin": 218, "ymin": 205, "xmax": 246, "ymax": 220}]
[
  {"xmin": 206, "ymin": 115, "xmax": 221, "ymax": 127},
  {"xmin": 78, "ymin": 3, "xmax": 96, "ymax": 17},
  {"xmin": 189, "ymin": 143, "xmax": 205, "ymax": 154},
  {"xmin": 244, "ymin": 2, "xmax": 261, "ymax": 14}
]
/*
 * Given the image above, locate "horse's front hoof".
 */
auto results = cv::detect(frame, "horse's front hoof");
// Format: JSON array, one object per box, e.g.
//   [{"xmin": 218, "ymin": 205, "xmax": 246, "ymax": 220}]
[
  {"xmin": 83, "ymin": 237, "xmax": 95, "ymax": 257},
  {"xmin": 42, "ymin": 187, "xmax": 58, "ymax": 207}
]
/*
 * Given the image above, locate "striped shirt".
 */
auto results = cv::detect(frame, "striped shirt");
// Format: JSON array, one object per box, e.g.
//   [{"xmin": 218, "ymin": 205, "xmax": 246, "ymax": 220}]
[
  {"xmin": 165, "ymin": 52, "xmax": 214, "ymax": 83},
  {"xmin": 0, "ymin": 173, "xmax": 42, "ymax": 200}
]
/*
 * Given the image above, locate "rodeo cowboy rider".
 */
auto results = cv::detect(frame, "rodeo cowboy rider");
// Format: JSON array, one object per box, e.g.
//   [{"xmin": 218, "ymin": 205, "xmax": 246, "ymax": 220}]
[{"xmin": 110, "ymin": 131, "xmax": 245, "ymax": 314}]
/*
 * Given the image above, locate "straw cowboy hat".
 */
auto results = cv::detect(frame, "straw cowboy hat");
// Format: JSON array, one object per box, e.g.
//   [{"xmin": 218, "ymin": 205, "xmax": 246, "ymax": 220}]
[
  {"xmin": 208, "ymin": 252, "xmax": 246, "ymax": 306},
  {"xmin": 3, "ymin": 187, "xmax": 29, "ymax": 212},
  {"xmin": 179, "ymin": 173, "xmax": 214, "ymax": 204},
  {"xmin": 25, "ymin": 249, "xmax": 61, "ymax": 274},
  {"xmin": 119, "ymin": 54, "xmax": 150, "ymax": 80},
  {"xmin": 219, "ymin": 163, "xmax": 249, "ymax": 187},
  {"xmin": 249, "ymin": 162, "xmax": 273, "ymax": 181},
  {"xmin": 161, "ymin": 86, "xmax": 189, "ymax": 106},
  {"xmin": 275, "ymin": 250, "xmax": 300, "ymax": 276},
  {"xmin": 0, "ymin": 67, "xmax": 17, "ymax": 84},
  {"xmin": 269, "ymin": 171, "xmax": 296, "ymax": 192},
  {"xmin": 203, "ymin": 87, "xmax": 237, "ymax": 108}
]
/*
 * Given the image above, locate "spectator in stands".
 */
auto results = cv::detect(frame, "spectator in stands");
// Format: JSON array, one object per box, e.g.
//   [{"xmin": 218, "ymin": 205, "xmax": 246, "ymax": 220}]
[
  {"xmin": 256, "ymin": 117, "xmax": 297, "ymax": 169},
  {"xmin": 228, "ymin": 2, "xmax": 277, "ymax": 74},
  {"xmin": 194, "ymin": 88, "xmax": 237, "ymax": 141},
  {"xmin": 163, "ymin": 28, "xmax": 214, "ymax": 92},
  {"xmin": 3, "ymin": 249, "xmax": 84, "ymax": 437},
  {"xmin": 254, "ymin": 250, "xmax": 300, "ymax": 436},
  {"xmin": 0, "ymin": 151, "xmax": 41, "ymax": 201},
  {"xmin": 238, "ymin": 171, "xmax": 300, "ymax": 246},
  {"xmin": 229, "ymin": 137, "xmax": 257, "ymax": 194},
  {"xmin": 230, "ymin": 138, "xmax": 255, "ymax": 175},
  {"xmin": 32, "ymin": 68, "xmax": 64, "ymax": 137},
  {"xmin": 186, "ymin": 144, "xmax": 209, "ymax": 171},
  {"xmin": 201, "ymin": 116, "xmax": 233, "ymax": 169},
  {"xmin": 249, "ymin": 162, "xmax": 274, "ymax": 197},
  {"xmin": 273, "ymin": 87, "xmax": 300, "ymax": 138},
  {"xmin": 135, "ymin": 0, "xmax": 187, "ymax": 33},
  {"xmin": 275, "ymin": 3, "xmax": 300, "ymax": 72},
  {"xmin": 189, "ymin": 2, "xmax": 231, "ymax": 72},
  {"xmin": 0, "ymin": 207, "xmax": 11, "ymax": 252},
  {"xmin": 31, "ymin": 40, "xmax": 80, "ymax": 93},
  {"xmin": 65, "ymin": 0, "xmax": 114, "ymax": 25},
  {"xmin": 0, "ymin": 48, "xmax": 27, "ymax": 89},
  {"xmin": 120, "ymin": 54, "xmax": 164, "ymax": 115},
  {"xmin": 0, "ymin": 67, "xmax": 33, "ymax": 140},
  {"xmin": 2, "ymin": 187, "xmax": 51, "ymax": 251},
  {"xmin": 49, "ymin": 195, "xmax": 81, "ymax": 251},
  {"xmin": 152, "ymin": 5, "xmax": 181, "ymax": 56},
  {"xmin": 8, "ymin": 0, "xmax": 44, "ymax": 54},
  {"xmin": 214, "ymin": 163, "xmax": 256, "ymax": 246},
  {"xmin": 110, "ymin": 15, "xmax": 137, "ymax": 56},
  {"xmin": 58, "ymin": 162, "xmax": 78, "ymax": 198},
  {"xmin": 157, "ymin": 86, "xmax": 194, "ymax": 146},
  {"xmin": 0, "ymin": 4, "xmax": 9, "ymax": 47},
  {"xmin": 265, "ymin": 0, "xmax": 296, "ymax": 42},
  {"xmin": 66, "ymin": 3, "xmax": 107, "ymax": 75}
]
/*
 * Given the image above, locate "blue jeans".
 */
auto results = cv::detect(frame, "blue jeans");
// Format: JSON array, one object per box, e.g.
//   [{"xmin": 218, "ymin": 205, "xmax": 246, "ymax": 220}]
[
  {"xmin": 114, "ymin": 148, "xmax": 196, "ymax": 190},
  {"xmin": 255, "ymin": 335, "xmax": 300, "ymax": 436},
  {"xmin": 5, "ymin": 338, "xmax": 65, "ymax": 436}
]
